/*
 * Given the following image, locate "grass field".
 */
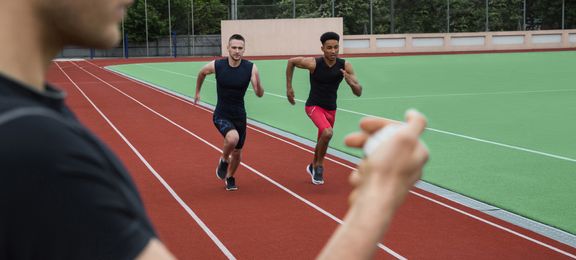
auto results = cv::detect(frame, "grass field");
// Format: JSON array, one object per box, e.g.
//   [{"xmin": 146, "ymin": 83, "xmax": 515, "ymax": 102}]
[{"xmin": 108, "ymin": 51, "xmax": 576, "ymax": 235}]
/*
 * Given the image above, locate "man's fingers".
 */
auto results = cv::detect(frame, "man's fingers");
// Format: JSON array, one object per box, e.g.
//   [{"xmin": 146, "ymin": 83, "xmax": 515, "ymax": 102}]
[
  {"xmin": 404, "ymin": 109, "xmax": 427, "ymax": 136},
  {"xmin": 412, "ymin": 141, "xmax": 430, "ymax": 167},
  {"xmin": 349, "ymin": 170, "xmax": 362, "ymax": 186},
  {"xmin": 359, "ymin": 117, "xmax": 399, "ymax": 134},
  {"xmin": 344, "ymin": 132, "xmax": 368, "ymax": 148}
]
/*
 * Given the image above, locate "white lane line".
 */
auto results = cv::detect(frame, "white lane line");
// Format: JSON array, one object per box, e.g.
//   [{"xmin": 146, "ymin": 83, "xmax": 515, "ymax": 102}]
[
  {"xmin": 76, "ymin": 61, "xmax": 406, "ymax": 259},
  {"xmin": 103, "ymin": 65, "xmax": 354, "ymax": 170},
  {"xmin": 115, "ymin": 63, "xmax": 576, "ymax": 163},
  {"xmin": 410, "ymin": 191, "xmax": 576, "ymax": 259},
  {"xmin": 56, "ymin": 62, "xmax": 237, "ymax": 260},
  {"xmin": 338, "ymin": 89, "xmax": 576, "ymax": 101},
  {"xmin": 337, "ymin": 108, "xmax": 576, "ymax": 163},
  {"xmin": 95, "ymin": 61, "xmax": 576, "ymax": 258},
  {"xmin": 135, "ymin": 63, "xmax": 217, "ymax": 83}
]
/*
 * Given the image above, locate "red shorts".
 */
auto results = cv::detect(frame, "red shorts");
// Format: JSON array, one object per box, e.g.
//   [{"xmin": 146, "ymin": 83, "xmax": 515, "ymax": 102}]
[{"xmin": 305, "ymin": 106, "xmax": 336, "ymax": 139}]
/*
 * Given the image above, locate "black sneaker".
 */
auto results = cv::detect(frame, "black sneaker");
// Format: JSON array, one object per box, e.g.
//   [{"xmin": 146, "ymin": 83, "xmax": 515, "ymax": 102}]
[
  {"xmin": 225, "ymin": 177, "xmax": 238, "ymax": 191},
  {"xmin": 216, "ymin": 158, "xmax": 228, "ymax": 180},
  {"xmin": 312, "ymin": 166, "xmax": 324, "ymax": 185}
]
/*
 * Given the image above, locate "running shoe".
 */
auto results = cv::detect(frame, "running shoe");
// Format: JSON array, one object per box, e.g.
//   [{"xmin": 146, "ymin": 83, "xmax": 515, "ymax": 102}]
[
  {"xmin": 216, "ymin": 158, "xmax": 228, "ymax": 180},
  {"xmin": 225, "ymin": 176, "xmax": 238, "ymax": 191}
]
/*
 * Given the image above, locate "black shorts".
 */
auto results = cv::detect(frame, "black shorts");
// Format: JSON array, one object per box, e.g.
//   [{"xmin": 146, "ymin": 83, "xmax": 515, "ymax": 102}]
[{"xmin": 213, "ymin": 114, "xmax": 247, "ymax": 149}]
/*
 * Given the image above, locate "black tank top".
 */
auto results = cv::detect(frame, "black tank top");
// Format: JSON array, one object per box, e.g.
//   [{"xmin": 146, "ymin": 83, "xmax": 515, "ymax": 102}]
[
  {"xmin": 305, "ymin": 57, "xmax": 345, "ymax": 110},
  {"xmin": 214, "ymin": 58, "xmax": 253, "ymax": 119}
]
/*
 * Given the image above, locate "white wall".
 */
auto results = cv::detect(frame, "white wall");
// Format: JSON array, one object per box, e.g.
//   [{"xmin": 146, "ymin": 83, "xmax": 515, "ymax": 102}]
[
  {"xmin": 221, "ymin": 18, "xmax": 343, "ymax": 57},
  {"xmin": 344, "ymin": 30, "xmax": 576, "ymax": 54}
]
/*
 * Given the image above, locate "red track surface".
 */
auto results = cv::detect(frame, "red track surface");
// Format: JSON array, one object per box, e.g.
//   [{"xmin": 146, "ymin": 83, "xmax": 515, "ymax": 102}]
[{"xmin": 47, "ymin": 59, "xmax": 576, "ymax": 259}]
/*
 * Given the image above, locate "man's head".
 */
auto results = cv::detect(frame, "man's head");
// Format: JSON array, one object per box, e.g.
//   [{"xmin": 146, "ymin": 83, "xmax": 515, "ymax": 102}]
[
  {"xmin": 320, "ymin": 32, "xmax": 340, "ymax": 62},
  {"xmin": 227, "ymin": 34, "xmax": 246, "ymax": 61},
  {"xmin": 35, "ymin": 0, "xmax": 133, "ymax": 49}
]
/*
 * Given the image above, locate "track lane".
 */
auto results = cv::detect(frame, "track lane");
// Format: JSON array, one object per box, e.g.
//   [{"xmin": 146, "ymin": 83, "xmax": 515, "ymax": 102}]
[
  {"xmin": 54, "ymin": 62, "xmax": 388, "ymax": 259},
  {"xmin": 47, "ymin": 63, "xmax": 230, "ymax": 259},
  {"xmin": 50, "ymin": 60, "xmax": 576, "ymax": 259}
]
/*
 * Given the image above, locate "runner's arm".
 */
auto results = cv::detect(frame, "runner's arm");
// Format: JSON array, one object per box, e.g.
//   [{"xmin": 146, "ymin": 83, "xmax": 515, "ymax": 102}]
[
  {"xmin": 285, "ymin": 57, "xmax": 315, "ymax": 105},
  {"xmin": 251, "ymin": 64, "xmax": 264, "ymax": 97},
  {"xmin": 195, "ymin": 61, "xmax": 215, "ymax": 104},
  {"xmin": 341, "ymin": 62, "xmax": 362, "ymax": 97}
]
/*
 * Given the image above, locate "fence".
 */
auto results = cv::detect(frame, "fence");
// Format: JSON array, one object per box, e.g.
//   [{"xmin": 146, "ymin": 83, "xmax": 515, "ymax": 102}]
[
  {"xmin": 56, "ymin": 0, "xmax": 575, "ymax": 58},
  {"xmin": 57, "ymin": 35, "xmax": 221, "ymax": 59}
]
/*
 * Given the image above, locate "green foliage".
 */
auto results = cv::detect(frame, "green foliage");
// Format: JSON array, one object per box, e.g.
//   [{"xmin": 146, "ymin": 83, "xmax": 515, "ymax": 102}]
[
  {"xmin": 125, "ymin": 0, "xmax": 167, "ymax": 42},
  {"xmin": 123, "ymin": 0, "xmax": 572, "ymax": 43},
  {"xmin": 125, "ymin": 0, "xmax": 227, "ymax": 44}
]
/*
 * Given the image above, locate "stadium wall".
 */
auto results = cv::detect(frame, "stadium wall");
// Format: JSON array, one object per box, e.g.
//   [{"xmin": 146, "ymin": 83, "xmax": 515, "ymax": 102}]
[
  {"xmin": 344, "ymin": 30, "xmax": 576, "ymax": 54},
  {"xmin": 221, "ymin": 18, "xmax": 343, "ymax": 57}
]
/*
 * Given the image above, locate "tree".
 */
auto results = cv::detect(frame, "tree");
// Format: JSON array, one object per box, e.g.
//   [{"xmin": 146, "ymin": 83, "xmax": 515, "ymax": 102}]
[
  {"xmin": 124, "ymin": 0, "xmax": 228, "ymax": 44},
  {"xmin": 124, "ymin": 0, "xmax": 571, "ymax": 42},
  {"xmin": 125, "ymin": 0, "xmax": 167, "ymax": 43},
  {"xmin": 488, "ymin": 0, "xmax": 524, "ymax": 31},
  {"xmin": 526, "ymin": 0, "xmax": 564, "ymax": 30}
]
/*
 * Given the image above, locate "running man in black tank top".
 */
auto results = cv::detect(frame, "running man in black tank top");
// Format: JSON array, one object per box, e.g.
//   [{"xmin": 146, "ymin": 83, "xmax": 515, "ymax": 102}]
[
  {"xmin": 195, "ymin": 34, "xmax": 264, "ymax": 191},
  {"xmin": 285, "ymin": 32, "xmax": 363, "ymax": 185}
]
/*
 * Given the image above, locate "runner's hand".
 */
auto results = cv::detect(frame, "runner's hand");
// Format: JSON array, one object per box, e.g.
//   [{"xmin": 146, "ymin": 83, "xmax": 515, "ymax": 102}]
[
  {"xmin": 286, "ymin": 87, "xmax": 296, "ymax": 105},
  {"xmin": 340, "ymin": 69, "xmax": 351, "ymax": 80}
]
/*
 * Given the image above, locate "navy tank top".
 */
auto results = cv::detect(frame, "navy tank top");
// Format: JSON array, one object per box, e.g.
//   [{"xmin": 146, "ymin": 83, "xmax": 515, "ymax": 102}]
[{"xmin": 214, "ymin": 58, "xmax": 253, "ymax": 119}]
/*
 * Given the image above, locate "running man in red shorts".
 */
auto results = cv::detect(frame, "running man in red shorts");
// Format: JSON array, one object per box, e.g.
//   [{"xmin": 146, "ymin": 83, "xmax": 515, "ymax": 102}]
[{"xmin": 285, "ymin": 32, "xmax": 363, "ymax": 185}]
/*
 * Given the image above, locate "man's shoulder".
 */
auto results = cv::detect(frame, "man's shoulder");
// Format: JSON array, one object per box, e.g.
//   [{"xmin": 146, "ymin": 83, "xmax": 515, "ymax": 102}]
[
  {"xmin": 0, "ymin": 106, "xmax": 91, "ymax": 164},
  {"xmin": 214, "ymin": 58, "xmax": 228, "ymax": 67},
  {"xmin": 0, "ymin": 95, "xmax": 36, "ymax": 112},
  {"xmin": 241, "ymin": 59, "xmax": 253, "ymax": 67}
]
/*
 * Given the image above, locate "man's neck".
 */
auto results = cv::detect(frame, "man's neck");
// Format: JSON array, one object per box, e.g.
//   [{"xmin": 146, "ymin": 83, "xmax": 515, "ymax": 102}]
[
  {"xmin": 228, "ymin": 57, "xmax": 241, "ymax": 67},
  {"xmin": 0, "ymin": 3, "xmax": 61, "ymax": 91},
  {"xmin": 323, "ymin": 56, "xmax": 337, "ymax": 67}
]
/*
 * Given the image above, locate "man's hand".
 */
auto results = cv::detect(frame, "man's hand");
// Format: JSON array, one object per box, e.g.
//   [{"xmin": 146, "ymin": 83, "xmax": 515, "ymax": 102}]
[
  {"xmin": 340, "ymin": 69, "xmax": 351, "ymax": 80},
  {"xmin": 344, "ymin": 110, "xmax": 429, "ymax": 205},
  {"xmin": 286, "ymin": 87, "xmax": 296, "ymax": 105},
  {"xmin": 318, "ymin": 110, "xmax": 429, "ymax": 260}
]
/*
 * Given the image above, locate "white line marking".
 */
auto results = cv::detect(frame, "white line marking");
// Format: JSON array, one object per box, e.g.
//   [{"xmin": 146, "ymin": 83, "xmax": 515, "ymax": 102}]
[
  {"xmin": 410, "ymin": 191, "xmax": 576, "ymax": 259},
  {"xmin": 337, "ymin": 108, "xmax": 576, "ymax": 163},
  {"xmin": 338, "ymin": 89, "xmax": 576, "ymax": 101},
  {"xmin": 102, "ymin": 65, "xmax": 356, "ymax": 171},
  {"xmin": 94, "ymin": 61, "xmax": 576, "ymax": 257},
  {"xmin": 135, "ymin": 63, "xmax": 217, "ymax": 83},
  {"xmin": 118, "ymin": 63, "xmax": 576, "ymax": 163},
  {"xmin": 56, "ymin": 62, "xmax": 237, "ymax": 260},
  {"xmin": 77, "ymin": 61, "xmax": 406, "ymax": 259}
]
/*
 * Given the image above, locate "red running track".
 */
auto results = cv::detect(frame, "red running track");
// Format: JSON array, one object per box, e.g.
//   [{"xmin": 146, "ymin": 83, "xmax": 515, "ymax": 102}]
[{"xmin": 47, "ymin": 59, "xmax": 576, "ymax": 259}]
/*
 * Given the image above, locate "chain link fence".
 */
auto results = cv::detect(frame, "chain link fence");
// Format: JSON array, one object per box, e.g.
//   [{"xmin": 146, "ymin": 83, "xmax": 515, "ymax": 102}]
[{"xmin": 58, "ymin": 0, "xmax": 574, "ymax": 58}]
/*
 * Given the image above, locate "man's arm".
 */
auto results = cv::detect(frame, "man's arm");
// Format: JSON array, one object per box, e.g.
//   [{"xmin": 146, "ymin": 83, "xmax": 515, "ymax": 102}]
[
  {"xmin": 341, "ymin": 61, "xmax": 362, "ymax": 97},
  {"xmin": 318, "ymin": 110, "xmax": 429, "ymax": 260},
  {"xmin": 250, "ymin": 64, "xmax": 264, "ymax": 97},
  {"xmin": 285, "ymin": 57, "xmax": 315, "ymax": 105},
  {"xmin": 194, "ymin": 61, "xmax": 215, "ymax": 104},
  {"xmin": 137, "ymin": 239, "xmax": 176, "ymax": 260}
]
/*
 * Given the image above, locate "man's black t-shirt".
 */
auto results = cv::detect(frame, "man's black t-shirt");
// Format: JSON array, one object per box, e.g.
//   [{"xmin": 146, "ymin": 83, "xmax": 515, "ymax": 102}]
[
  {"xmin": 305, "ymin": 57, "xmax": 345, "ymax": 110},
  {"xmin": 214, "ymin": 58, "xmax": 253, "ymax": 119},
  {"xmin": 0, "ymin": 74, "xmax": 156, "ymax": 259}
]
